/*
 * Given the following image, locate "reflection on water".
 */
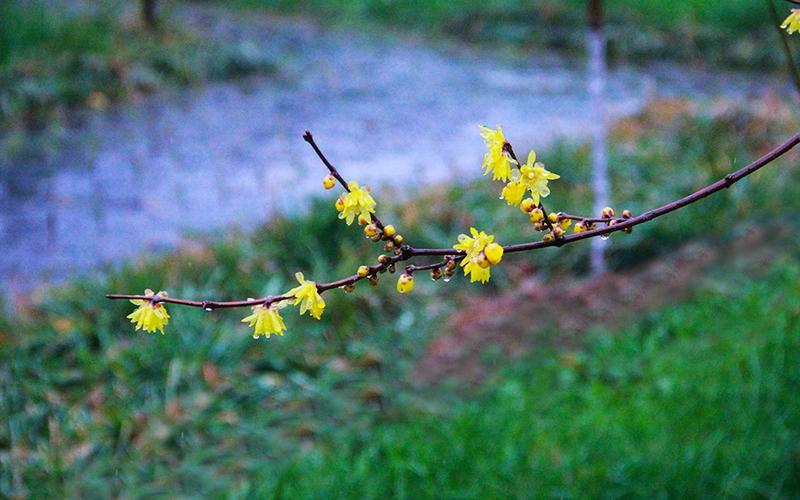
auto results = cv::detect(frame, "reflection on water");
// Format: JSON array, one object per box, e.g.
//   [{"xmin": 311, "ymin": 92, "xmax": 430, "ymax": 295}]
[{"xmin": 0, "ymin": 14, "xmax": 787, "ymax": 296}]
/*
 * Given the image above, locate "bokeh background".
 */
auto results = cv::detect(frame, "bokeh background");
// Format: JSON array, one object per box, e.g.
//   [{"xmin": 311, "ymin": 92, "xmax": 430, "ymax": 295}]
[{"xmin": 2, "ymin": 0, "xmax": 800, "ymax": 497}]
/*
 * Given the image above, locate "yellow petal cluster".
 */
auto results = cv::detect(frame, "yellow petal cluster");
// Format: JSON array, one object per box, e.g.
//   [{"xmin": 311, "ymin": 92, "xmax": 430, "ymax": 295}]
[
  {"xmin": 500, "ymin": 150, "xmax": 560, "ymax": 207},
  {"xmin": 783, "ymin": 9, "xmax": 800, "ymax": 34},
  {"xmin": 242, "ymin": 302, "xmax": 286, "ymax": 339},
  {"xmin": 127, "ymin": 289, "xmax": 170, "ymax": 334},
  {"xmin": 453, "ymin": 227, "xmax": 500, "ymax": 283},
  {"xmin": 480, "ymin": 125, "xmax": 514, "ymax": 182},
  {"xmin": 287, "ymin": 272, "xmax": 326, "ymax": 319},
  {"xmin": 337, "ymin": 181, "xmax": 376, "ymax": 225}
]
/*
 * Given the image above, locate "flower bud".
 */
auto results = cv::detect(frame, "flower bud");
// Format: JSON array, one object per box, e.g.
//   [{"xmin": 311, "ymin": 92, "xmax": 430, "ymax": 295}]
[
  {"xmin": 484, "ymin": 242, "xmax": 504, "ymax": 265},
  {"xmin": 378, "ymin": 254, "xmax": 390, "ymax": 264},
  {"xmin": 335, "ymin": 197, "xmax": 345, "ymax": 212},
  {"xmin": 560, "ymin": 218, "xmax": 572, "ymax": 230},
  {"xmin": 358, "ymin": 213, "xmax": 371, "ymax": 225},
  {"xmin": 533, "ymin": 222, "xmax": 544, "ymax": 231},
  {"xmin": 622, "ymin": 209, "xmax": 632, "ymax": 219},
  {"xmin": 574, "ymin": 222, "xmax": 587, "ymax": 234},
  {"xmin": 547, "ymin": 212, "xmax": 558, "ymax": 224},
  {"xmin": 473, "ymin": 253, "xmax": 490, "ymax": 269},
  {"xmin": 601, "ymin": 206, "xmax": 615, "ymax": 218},
  {"xmin": 430, "ymin": 268, "xmax": 442, "ymax": 280},
  {"xmin": 445, "ymin": 259, "xmax": 457, "ymax": 271},
  {"xmin": 342, "ymin": 283, "xmax": 356, "ymax": 293},
  {"xmin": 323, "ymin": 175, "xmax": 336, "ymax": 190},
  {"xmin": 364, "ymin": 224, "xmax": 379, "ymax": 238},
  {"xmin": 396, "ymin": 273, "xmax": 415, "ymax": 294},
  {"xmin": 520, "ymin": 198, "xmax": 535, "ymax": 213},
  {"xmin": 553, "ymin": 226, "xmax": 565, "ymax": 238},
  {"xmin": 384, "ymin": 242, "xmax": 395, "ymax": 251},
  {"xmin": 542, "ymin": 233, "xmax": 554, "ymax": 242},
  {"xmin": 368, "ymin": 275, "xmax": 379, "ymax": 286},
  {"xmin": 393, "ymin": 235, "xmax": 404, "ymax": 245},
  {"xmin": 357, "ymin": 265, "xmax": 369, "ymax": 278},
  {"xmin": 383, "ymin": 225, "xmax": 396, "ymax": 237},
  {"xmin": 388, "ymin": 263, "xmax": 396, "ymax": 273},
  {"xmin": 529, "ymin": 208, "xmax": 544, "ymax": 223}
]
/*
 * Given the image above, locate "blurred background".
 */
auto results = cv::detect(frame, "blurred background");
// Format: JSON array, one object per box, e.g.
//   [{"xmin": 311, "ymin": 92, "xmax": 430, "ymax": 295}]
[{"xmin": 2, "ymin": 0, "xmax": 800, "ymax": 497}]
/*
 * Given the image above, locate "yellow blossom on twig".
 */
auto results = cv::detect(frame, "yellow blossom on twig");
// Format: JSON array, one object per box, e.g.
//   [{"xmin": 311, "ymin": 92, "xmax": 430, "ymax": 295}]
[
  {"xmin": 287, "ymin": 272, "xmax": 326, "ymax": 319},
  {"xmin": 480, "ymin": 125, "xmax": 514, "ymax": 182},
  {"xmin": 242, "ymin": 302, "xmax": 287, "ymax": 339},
  {"xmin": 453, "ymin": 227, "xmax": 501, "ymax": 283},
  {"xmin": 338, "ymin": 181, "xmax": 376, "ymax": 225},
  {"xmin": 501, "ymin": 150, "xmax": 560, "ymax": 207},
  {"xmin": 782, "ymin": 9, "xmax": 800, "ymax": 34},
  {"xmin": 127, "ymin": 289, "xmax": 170, "ymax": 334}
]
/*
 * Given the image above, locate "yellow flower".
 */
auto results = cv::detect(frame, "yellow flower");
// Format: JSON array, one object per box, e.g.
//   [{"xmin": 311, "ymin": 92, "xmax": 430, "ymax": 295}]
[
  {"xmin": 500, "ymin": 181, "xmax": 526, "ymax": 206},
  {"xmin": 453, "ymin": 227, "xmax": 500, "ymax": 284},
  {"xmin": 287, "ymin": 272, "xmax": 326, "ymax": 319},
  {"xmin": 396, "ymin": 273, "xmax": 415, "ymax": 294},
  {"xmin": 127, "ymin": 289, "xmax": 170, "ymax": 334},
  {"xmin": 501, "ymin": 150, "xmax": 560, "ymax": 206},
  {"xmin": 484, "ymin": 242, "xmax": 504, "ymax": 265},
  {"xmin": 339, "ymin": 182, "xmax": 376, "ymax": 225},
  {"xmin": 480, "ymin": 125, "xmax": 514, "ymax": 182},
  {"xmin": 242, "ymin": 302, "xmax": 286, "ymax": 339},
  {"xmin": 782, "ymin": 9, "xmax": 800, "ymax": 34}
]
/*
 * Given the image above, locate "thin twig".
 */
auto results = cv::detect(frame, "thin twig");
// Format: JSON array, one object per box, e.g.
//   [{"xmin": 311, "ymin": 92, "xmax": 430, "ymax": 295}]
[{"xmin": 303, "ymin": 130, "xmax": 386, "ymax": 230}]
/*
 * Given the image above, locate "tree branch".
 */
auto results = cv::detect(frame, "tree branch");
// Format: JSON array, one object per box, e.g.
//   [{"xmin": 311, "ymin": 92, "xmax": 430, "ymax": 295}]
[{"xmin": 107, "ymin": 131, "xmax": 800, "ymax": 310}]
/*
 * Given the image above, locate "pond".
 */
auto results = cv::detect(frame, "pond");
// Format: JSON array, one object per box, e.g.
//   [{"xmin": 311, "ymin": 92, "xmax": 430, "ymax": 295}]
[{"xmin": 0, "ymin": 12, "xmax": 788, "ymax": 297}]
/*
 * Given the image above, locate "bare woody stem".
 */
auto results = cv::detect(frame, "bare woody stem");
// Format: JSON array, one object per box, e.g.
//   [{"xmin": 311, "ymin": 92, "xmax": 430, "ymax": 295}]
[
  {"xmin": 303, "ymin": 130, "xmax": 386, "ymax": 230},
  {"xmin": 107, "ymin": 131, "xmax": 800, "ymax": 310}
]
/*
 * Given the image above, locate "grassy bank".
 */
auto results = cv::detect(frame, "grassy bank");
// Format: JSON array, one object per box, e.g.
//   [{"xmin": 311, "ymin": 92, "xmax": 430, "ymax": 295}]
[
  {"xmin": 0, "ymin": 1, "xmax": 274, "ymax": 128},
  {"xmin": 2, "ymin": 100, "xmax": 800, "ymax": 496},
  {"xmin": 219, "ymin": 0, "xmax": 790, "ymax": 68},
  {"xmin": 260, "ymin": 258, "xmax": 800, "ymax": 497}
]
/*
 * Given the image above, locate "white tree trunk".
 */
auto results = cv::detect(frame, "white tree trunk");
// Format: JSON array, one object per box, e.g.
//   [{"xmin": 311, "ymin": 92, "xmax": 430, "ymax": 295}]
[{"xmin": 588, "ymin": 28, "xmax": 609, "ymax": 275}]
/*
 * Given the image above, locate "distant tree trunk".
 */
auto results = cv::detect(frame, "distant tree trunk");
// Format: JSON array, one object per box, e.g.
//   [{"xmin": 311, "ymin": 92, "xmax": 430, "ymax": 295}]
[
  {"xmin": 588, "ymin": 0, "xmax": 609, "ymax": 275},
  {"xmin": 142, "ymin": 0, "xmax": 158, "ymax": 29}
]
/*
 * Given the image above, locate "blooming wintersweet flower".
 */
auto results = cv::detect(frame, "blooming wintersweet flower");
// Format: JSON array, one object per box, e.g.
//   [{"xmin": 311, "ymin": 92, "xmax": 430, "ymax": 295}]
[
  {"xmin": 782, "ymin": 9, "xmax": 800, "ymax": 34},
  {"xmin": 242, "ymin": 302, "xmax": 286, "ymax": 339},
  {"xmin": 480, "ymin": 125, "xmax": 514, "ymax": 182},
  {"xmin": 287, "ymin": 272, "xmax": 326, "ymax": 319},
  {"xmin": 338, "ymin": 181, "xmax": 376, "ymax": 225},
  {"xmin": 453, "ymin": 227, "xmax": 500, "ymax": 283},
  {"xmin": 127, "ymin": 289, "xmax": 170, "ymax": 334},
  {"xmin": 500, "ymin": 180, "xmax": 526, "ymax": 206},
  {"xmin": 503, "ymin": 150, "xmax": 560, "ymax": 206}
]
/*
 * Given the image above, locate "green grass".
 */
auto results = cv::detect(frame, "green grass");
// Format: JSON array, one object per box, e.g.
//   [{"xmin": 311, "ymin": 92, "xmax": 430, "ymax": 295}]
[
  {"xmin": 217, "ymin": 0, "xmax": 788, "ymax": 67},
  {"xmin": 0, "ymin": 1, "xmax": 274, "ymax": 127},
  {"xmin": 1, "ymin": 101, "xmax": 799, "ymax": 496},
  {"xmin": 259, "ymin": 258, "xmax": 800, "ymax": 498}
]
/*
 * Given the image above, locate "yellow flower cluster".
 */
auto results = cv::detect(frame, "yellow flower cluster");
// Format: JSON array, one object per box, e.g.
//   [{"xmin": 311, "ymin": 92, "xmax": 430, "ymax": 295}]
[
  {"xmin": 287, "ymin": 272, "xmax": 326, "ymax": 319},
  {"xmin": 127, "ymin": 289, "xmax": 170, "ymax": 334},
  {"xmin": 783, "ymin": 9, "xmax": 800, "ymax": 34},
  {"xmin": 336, "ymin": 181, "xmax": 376, "ymax": 225},
  {"xmin": 129, "ymin": 271, "xmax": 327, "ymax": 339},
  {"xmin": 500, "ymin": 150, "xmax": 560, "ymax": 207},
  {"xmin": 241, "ymin": 302, "xmax": 287, "ymax": 338},
  {"xmin": 453, "ymin": 227, "xmax": 504, "ymax": 283},
  {"xmin": 480, "ymin": 125, "xmax": 513, "ymax": 181}
]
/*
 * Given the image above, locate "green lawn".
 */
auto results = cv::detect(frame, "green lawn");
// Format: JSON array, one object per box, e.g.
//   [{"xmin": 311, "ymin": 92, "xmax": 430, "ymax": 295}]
[
  {"xmin": 259, "ymin": 258, "xmax": 800, "ymax": 498},
  {"xmin": 0, "ymin": 1, "xmax": 274, "ymax": 127},
  {"xmin": 220, "ymin": 0, "xmax": 790, "ymax": 67}
]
